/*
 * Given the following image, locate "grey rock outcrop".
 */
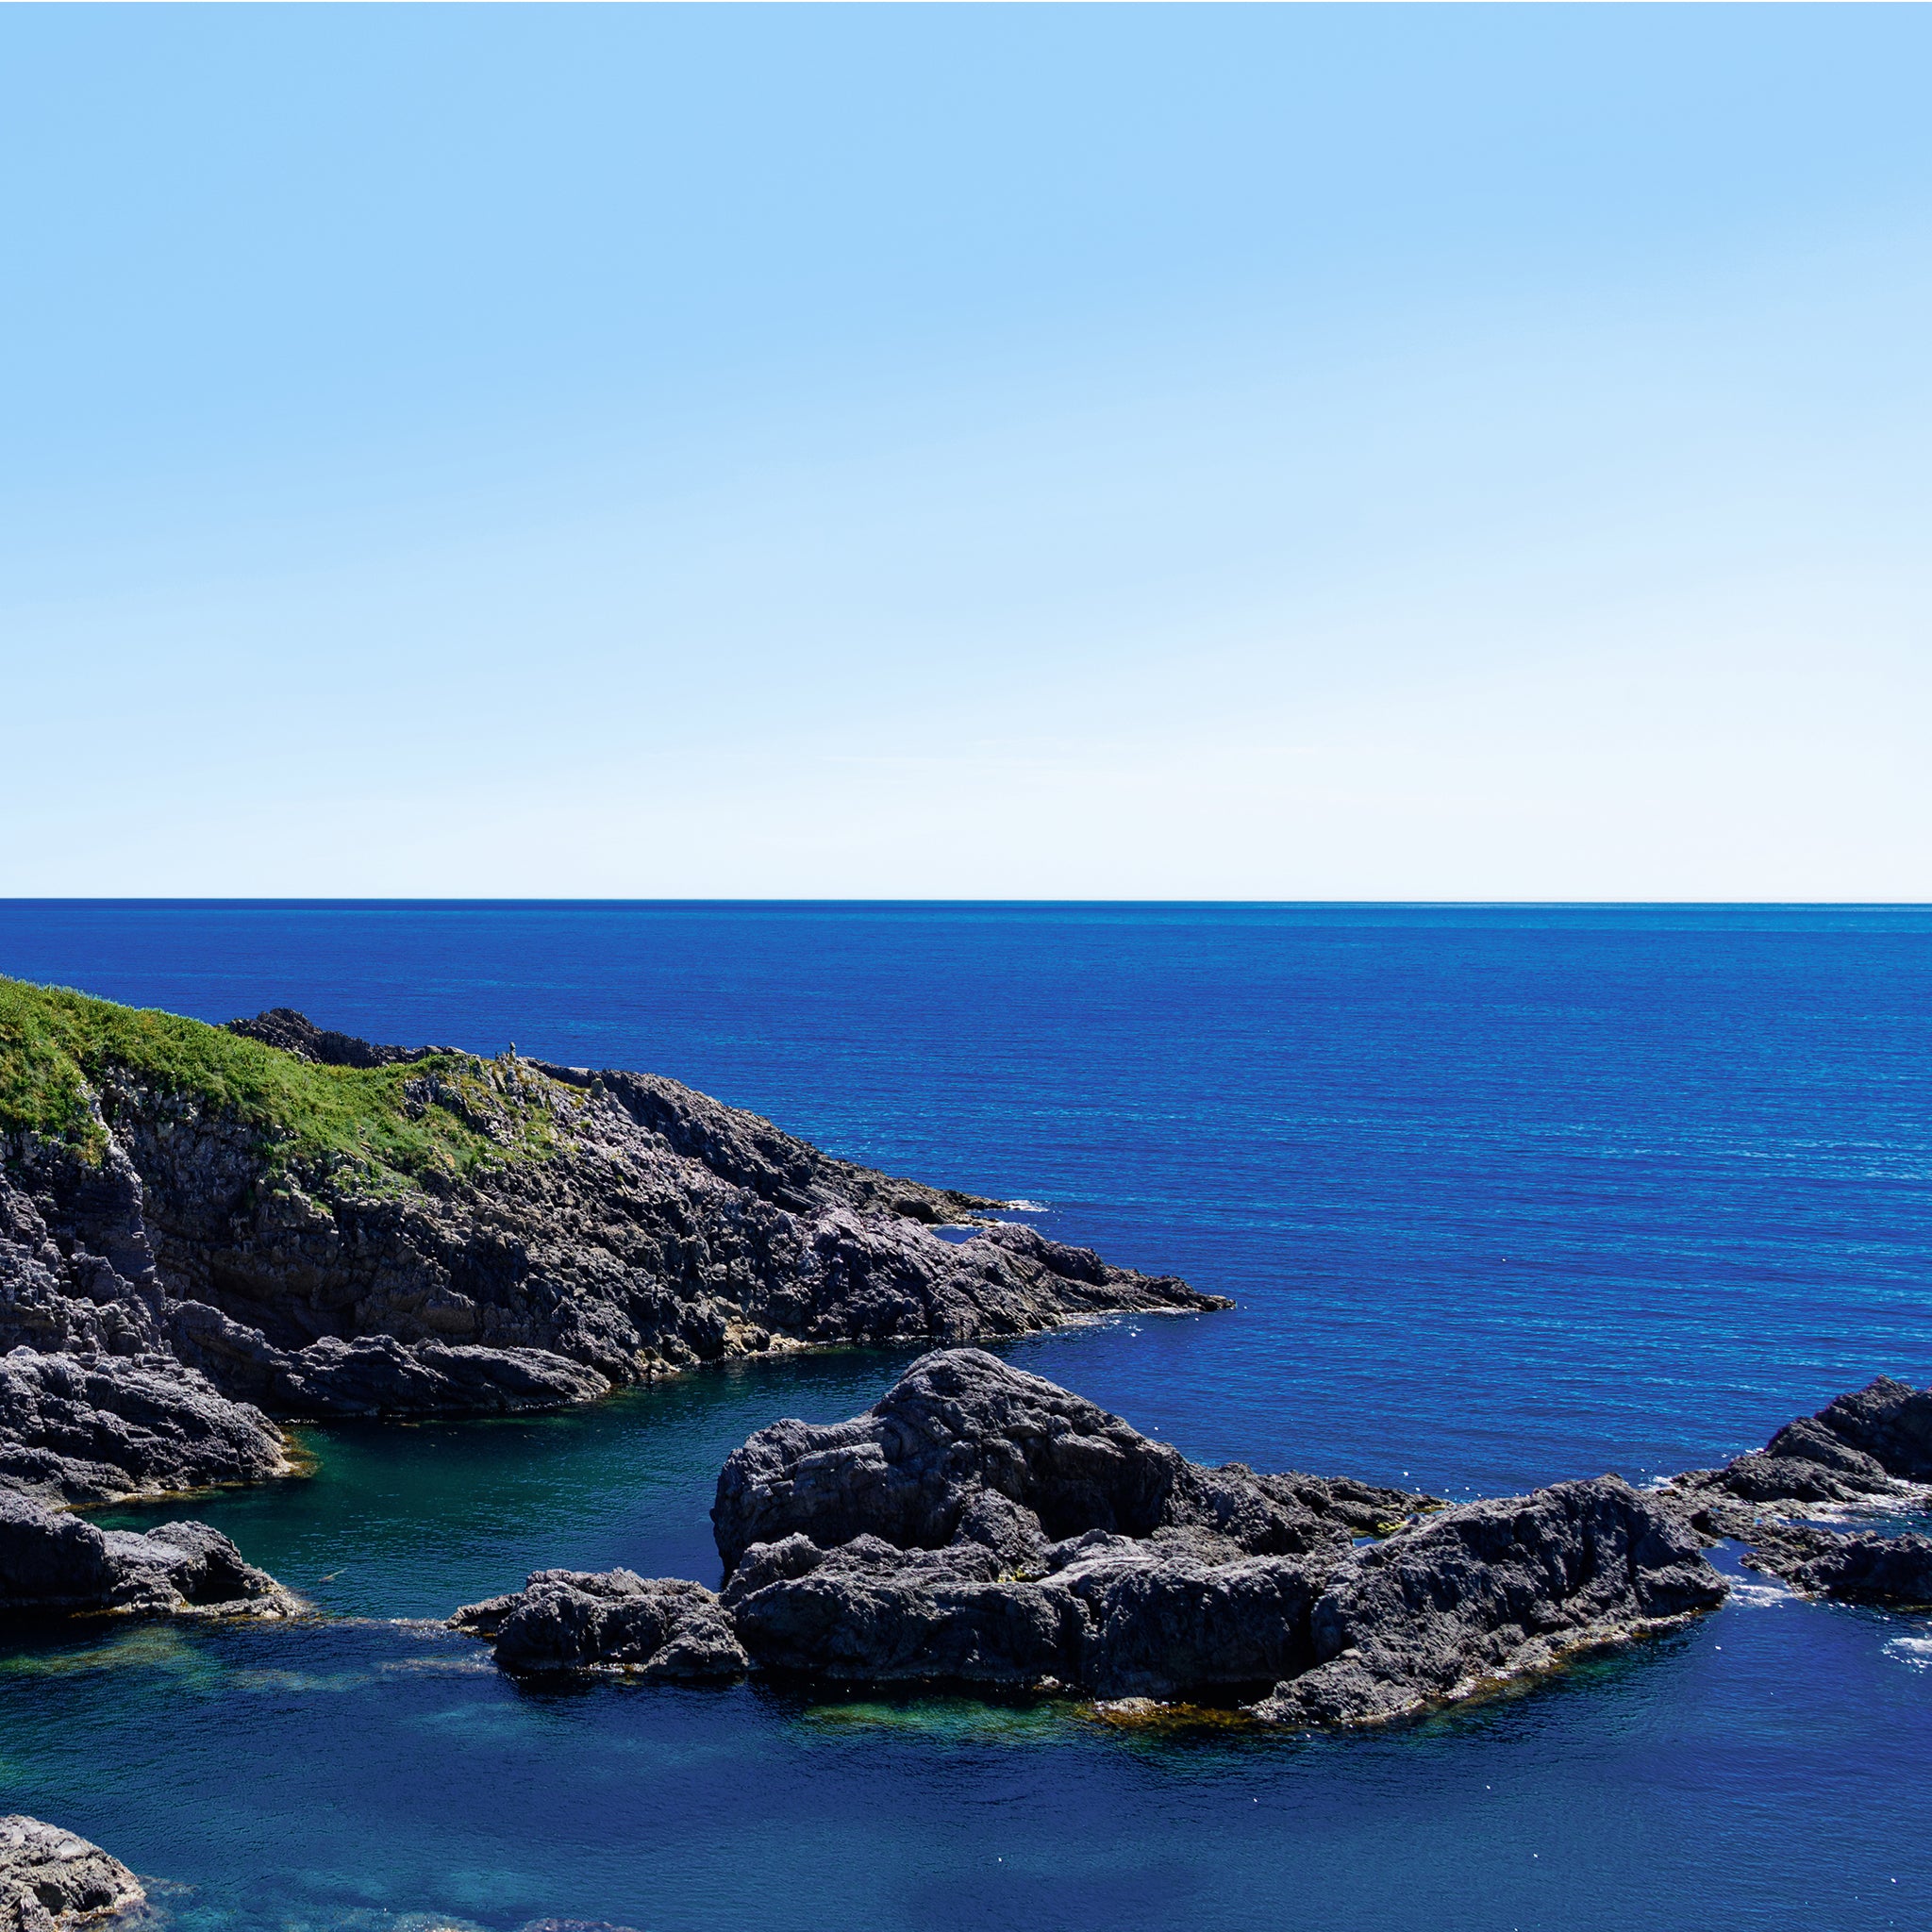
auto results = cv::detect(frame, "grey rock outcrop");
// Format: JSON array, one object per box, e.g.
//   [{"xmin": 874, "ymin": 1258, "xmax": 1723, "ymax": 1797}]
[
  {"xmin": 455, "ymin": 1353, "xmax": 1727, "ymax": 1721},
  {"xmin": 453, "ymin": 1570, "xmax": 747, "ymax": 1677},
  {"xmin": 0, "ymin": 1346, "xmax": 290, "ymax": 1505},
  {"xmin": 3, "ymin": 999, "xmax": 1223, "ymax": 1499},
  {"xmin": 0, "ymin": 1491, "xmax": 297, "ymax": 1619},
  {"xmin": 1667, "ymin": 1376, "xmax": 1932, "ymax": 1518},
  {"xmin": 0, "ymin": 1816, "xmax": 143, "ymax": 1931},
  {"xmin": 1249, "ymin": 1476, "xmax": 1726, "ymax": 1726},
  {"xmin": 712, "ymin": 1347, "xmax": 1422, "ymax": 1575},
  {"xmin": 1776, "ymin": 1530, "xmax": 1932, "ymax": 1605}
]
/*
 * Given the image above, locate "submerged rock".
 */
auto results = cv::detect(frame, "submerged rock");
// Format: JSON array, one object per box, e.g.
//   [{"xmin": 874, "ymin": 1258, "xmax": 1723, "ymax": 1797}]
[
  {"xmin": 452, "ymin": 1570, "xmax": 746, "ymax": 1677},
  {"xmin": 0, "ymin": 1491, "xmax": 298, "ymax": 1619},
  {"xmin": 0, "ymin": 1816, "xmax": 143, "ymax": 1931}
]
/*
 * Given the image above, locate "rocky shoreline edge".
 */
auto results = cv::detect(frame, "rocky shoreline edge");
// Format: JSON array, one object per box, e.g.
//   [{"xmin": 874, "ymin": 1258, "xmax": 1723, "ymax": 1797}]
[{"xmin": 10, "ymin": 1357, "xmax": 1929, "ymax": 1932}]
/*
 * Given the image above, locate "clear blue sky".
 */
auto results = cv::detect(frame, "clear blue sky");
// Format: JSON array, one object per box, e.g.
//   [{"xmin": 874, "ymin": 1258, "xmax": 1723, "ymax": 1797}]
[{"xmin": 5, "ymin": 5, "xmax": 1929, "ymax": 899}]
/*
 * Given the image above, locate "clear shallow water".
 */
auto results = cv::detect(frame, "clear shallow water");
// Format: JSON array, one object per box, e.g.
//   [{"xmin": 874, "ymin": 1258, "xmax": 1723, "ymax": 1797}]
[{"xmin": 1, "ymin": 901, "xmax": 1928, "ymax": 1929}]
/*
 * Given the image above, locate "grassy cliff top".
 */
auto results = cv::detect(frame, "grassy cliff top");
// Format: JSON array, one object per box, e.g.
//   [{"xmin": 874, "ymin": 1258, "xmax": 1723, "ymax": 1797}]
[{"xmin": 0, "ymin": 975, "xmax": 566, "ymax": 1183}]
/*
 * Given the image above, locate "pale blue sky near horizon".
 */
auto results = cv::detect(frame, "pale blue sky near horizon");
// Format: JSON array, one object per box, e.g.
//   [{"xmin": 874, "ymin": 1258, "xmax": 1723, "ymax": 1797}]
[{"xmin": 4, "ymin": 5, "xmax": 1930, "ymax": 899}]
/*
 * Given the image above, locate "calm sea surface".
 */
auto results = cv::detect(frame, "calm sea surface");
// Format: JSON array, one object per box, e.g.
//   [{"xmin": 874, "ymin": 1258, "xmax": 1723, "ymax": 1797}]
[{"xmin": 0, "ymin": 901, "xmax": 1927, "ymax": 1930}]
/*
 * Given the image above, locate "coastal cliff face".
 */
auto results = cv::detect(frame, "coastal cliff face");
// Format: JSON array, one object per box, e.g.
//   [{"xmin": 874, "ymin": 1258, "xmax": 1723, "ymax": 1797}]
[{"xmin": 0, "ymin": 979, "xmax": 1223, "ymax": 1500}]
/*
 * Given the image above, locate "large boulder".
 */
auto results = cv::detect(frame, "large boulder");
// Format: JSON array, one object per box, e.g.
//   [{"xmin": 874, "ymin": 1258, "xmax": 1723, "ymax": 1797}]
[
  {"xmin": 0, "ymin": 1491, "xmax": 297, "ymax": 1619},
  {"xmin": 452, "ymin": 1570, "xmax": 746, "ymax": 1677},
  {"xmin": 456, "ymin": 1356, "xmax": 1728, "ymax": 1722},
  {"xmin": 712, "ymin": 1347, "xmax": 1425, "ymax": 1574},
  {"xmin": 0, "ymin": 1818, "xmax": 142, "ymax": 1932},
  {"xmin": 1668, "ymin": 1376, "xmax": 1932, "ymax": 1518}
]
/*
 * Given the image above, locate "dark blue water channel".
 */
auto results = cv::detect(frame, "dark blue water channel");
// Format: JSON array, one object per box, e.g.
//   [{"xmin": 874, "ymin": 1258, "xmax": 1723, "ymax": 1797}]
[{"xmin": 1, "ymin": 902, "xmax": 1928, "ymax": 1930}]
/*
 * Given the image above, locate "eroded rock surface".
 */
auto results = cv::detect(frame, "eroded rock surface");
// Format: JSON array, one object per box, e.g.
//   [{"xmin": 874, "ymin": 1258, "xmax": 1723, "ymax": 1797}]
[
  {"xmin": 1657, "ymin": 1376, "xmax": 1932, "ymax": 1605},
  {"xmin": 453, "ymin": 1569, "xmax": 746, "ymax": 1677},
  {"xmin": 712, "ymin": 1346, "xmax": 1419, "ymax": 1574},
  {"xmin": 0, "ymin": 1816, "xmax": 143, "ymax": 1932},
  {"xmin": 1250, "ymin": 1477, "xmax": 1725, "ymax": 1726},
  {"xmin": 0, "ymin": 1491, "xmax": 297, "ymax": 1620},
  {"xmin": 460, "ymin": 1351, "xmax": 1725, "ymax": 1722},
  {"xmin": 1667, "ymin": 1376, "xmax": 1932, "ymax": 1519},
  {"xmin": 0, "ymin": 1345, "xmax": 290, "ymax": 1506},
  {"xmin": 3, "ymin": 1001, "xmax": 1221, "ymax": 1503}
]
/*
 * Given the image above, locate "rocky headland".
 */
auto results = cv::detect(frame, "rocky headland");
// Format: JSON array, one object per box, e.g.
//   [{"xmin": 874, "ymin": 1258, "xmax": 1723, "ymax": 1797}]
[{"xmin": 0, "ymin": 976, "xmax": 1222, "ymax": 1514}]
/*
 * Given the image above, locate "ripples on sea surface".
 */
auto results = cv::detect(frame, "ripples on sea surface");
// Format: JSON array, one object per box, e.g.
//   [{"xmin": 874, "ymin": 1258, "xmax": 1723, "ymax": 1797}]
[{"xmin": 0, "ymin": 901, "xmax": 1926, "ymax": 1930}]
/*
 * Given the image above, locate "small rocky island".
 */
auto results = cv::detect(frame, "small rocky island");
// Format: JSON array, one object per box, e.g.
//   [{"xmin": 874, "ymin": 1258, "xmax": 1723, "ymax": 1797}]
[{"xmin": 455, "ymin": 1347, "xmax": 1730, "ymax": 1724}]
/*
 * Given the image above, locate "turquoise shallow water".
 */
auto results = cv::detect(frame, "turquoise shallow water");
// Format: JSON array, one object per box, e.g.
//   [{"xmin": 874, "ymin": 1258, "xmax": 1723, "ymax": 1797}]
[{"xmin": 1, "ymin": 901, "xmax": 1929, "ymax": 1929}]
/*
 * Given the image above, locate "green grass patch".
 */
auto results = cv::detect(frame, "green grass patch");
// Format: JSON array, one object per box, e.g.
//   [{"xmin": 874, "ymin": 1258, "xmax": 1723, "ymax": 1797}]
[{"xmin": 0, "ymin": 974, "xmax": 569, "ymax": 1185}]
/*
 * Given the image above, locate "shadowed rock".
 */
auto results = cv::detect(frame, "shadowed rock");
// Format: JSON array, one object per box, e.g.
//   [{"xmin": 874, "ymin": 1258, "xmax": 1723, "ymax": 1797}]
[
  {"xmin": 0, "ymin": 1816, "xmax": 143, "ymax": 1931},
  {"xmin": 0, "ymin": 1345, "xmax": 290, "ymax": 1505},
  {"xmin": 1788, "ymin": 1531, "xmax": 1932, "ymax": 1605},
  {"xmin": 1668, "ymin": 1376, "xmax": 1932, "ymax": 1518},
  {"xmin": 0, "ymin": 1491, "xmax": 298, "ymax": 1619},
  {"xmin": 457, "ymin": 1353, "xmax": 1726, "ymax": 1721}
]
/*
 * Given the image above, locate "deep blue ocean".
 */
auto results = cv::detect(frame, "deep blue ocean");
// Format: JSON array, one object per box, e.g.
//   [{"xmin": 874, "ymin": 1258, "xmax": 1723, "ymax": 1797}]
[{"xmin": 1, "ymin": 901, "xmax": 1927, "ymax": 1931}]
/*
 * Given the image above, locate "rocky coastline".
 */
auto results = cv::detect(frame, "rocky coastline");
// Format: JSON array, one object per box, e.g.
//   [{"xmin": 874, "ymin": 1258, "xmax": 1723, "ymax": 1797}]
[
  {"xmin": 0, "ymin": 980, "xmax": 1224, "ymax": 1507},
  {"xmin": 3, "ymin": 979, "xmax": 1927, "ymax": 1737}
]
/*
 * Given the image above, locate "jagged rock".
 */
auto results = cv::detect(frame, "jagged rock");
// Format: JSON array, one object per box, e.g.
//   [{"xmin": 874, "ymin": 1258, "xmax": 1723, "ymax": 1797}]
[
  {"xmin": 0, "ymin": 1346, "xmax": 290, "ymax": 1505},
  {"xmin": 0, "ymin": 1816, "xmax": 143, "ymax": 1931},
  {"xmin": 1667, "ymin": 1376, "xmax": 1932, "ymax": 1518},
  {"xmin": 1789, "ymin": 1531, "xmax": 1932, "ymax": 1604},
  {"xmin": 712, "ymin": 1347, "xmax": 1425, "ymax": 1575},
  {"xmin": 452, "ymin": 1570, "xmax": 747, "ymax": 1677},
  {"xmin": 458, "ymin": 1355, "xmax": 1727, "ymax": 1719},
  {"xmin": 1249, "ymin": 1477, "xmax": 1727, "ymax": 1726},
  {"xmin": 0, "ymin": 1491, "xmax": 297, "ymax": 1619},
  {"xmin": 3, "ymin": 991, "xmax": 1224, "ymax": 1461},
  {"xmin": 724, "ymin": 1527, "xmax": 1327, "ymax": 1697}
]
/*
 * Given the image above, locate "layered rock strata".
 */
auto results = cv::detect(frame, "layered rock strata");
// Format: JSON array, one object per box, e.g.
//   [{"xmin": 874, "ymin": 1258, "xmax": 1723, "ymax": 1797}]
[
  {"xmin": 3, "ymin": 986, "xmax": 1220, "ymax": 1499},
  {"xmin": 0, "ymin": 1817, "xmax": 143, "ymax": 1932},
  {"xmin": 0, "ymin": 1491, "xmax": 297, "ymax": 1619},
  {"xmin": 458, "ymin": 1349, "xmax": 1727, "ymax": 1724}
]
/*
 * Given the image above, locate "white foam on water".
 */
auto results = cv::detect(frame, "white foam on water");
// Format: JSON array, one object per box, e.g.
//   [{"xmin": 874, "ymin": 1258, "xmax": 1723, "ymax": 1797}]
[
  {"xmin": 1883, "ymin": 1634, "xmax": 1932, "ymax": 1672},
  {"xmin": 1002, "ymin": 1199, "xmax": 1051, "ymax": 1212},
  {"xmin": 1725, "ymin": 1578, "xmax": 1797, "ymax": 1608}
]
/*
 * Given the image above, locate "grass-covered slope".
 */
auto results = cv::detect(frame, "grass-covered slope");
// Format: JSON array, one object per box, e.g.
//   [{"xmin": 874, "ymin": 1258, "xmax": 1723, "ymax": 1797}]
[{"xmin": 0, "ymin": 975, "xmax": 563, "ymax": 1184}]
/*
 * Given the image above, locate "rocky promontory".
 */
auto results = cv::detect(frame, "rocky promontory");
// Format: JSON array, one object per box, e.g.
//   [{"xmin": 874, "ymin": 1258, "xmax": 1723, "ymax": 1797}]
[
  {"xmin": 0, "ymin": 977, "xmax": 1222, "ymax": 1504},
  {"xmin": 458, "ymin": 1348, "xmax": 1729, "ymax": 1724}
]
